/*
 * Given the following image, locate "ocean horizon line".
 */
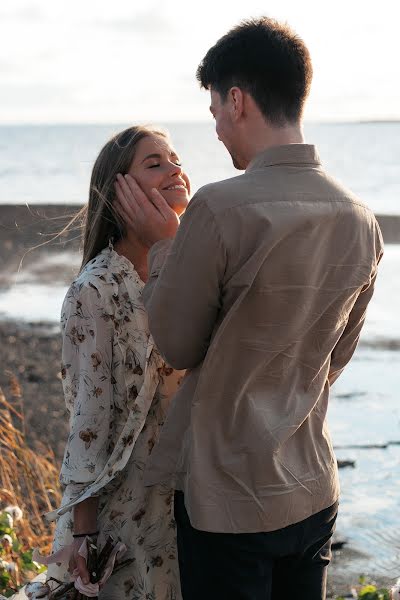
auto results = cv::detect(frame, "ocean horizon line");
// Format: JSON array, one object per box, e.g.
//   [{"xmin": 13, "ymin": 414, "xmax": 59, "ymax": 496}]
[{"xmin": 0, "ymin": 119, "xmax": 399, "ymax": 128}]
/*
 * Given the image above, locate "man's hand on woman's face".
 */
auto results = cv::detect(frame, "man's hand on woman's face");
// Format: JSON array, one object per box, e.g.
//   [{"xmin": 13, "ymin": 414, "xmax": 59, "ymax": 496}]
[{"xmin": 115, "ymin": 174, "xmax": 180, "ymax": 249}]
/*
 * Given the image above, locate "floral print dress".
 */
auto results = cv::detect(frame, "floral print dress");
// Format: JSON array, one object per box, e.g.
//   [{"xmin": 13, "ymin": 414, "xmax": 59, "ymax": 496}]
[{"xmin": 46, "ymin": 245, "xmax": 183, "ymax": 600}]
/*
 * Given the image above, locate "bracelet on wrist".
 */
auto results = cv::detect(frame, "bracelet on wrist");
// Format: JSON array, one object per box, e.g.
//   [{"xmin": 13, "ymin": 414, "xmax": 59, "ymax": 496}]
[{"xmin": 72, "ymin": 531, "xmax": 99, "ymax": 538}]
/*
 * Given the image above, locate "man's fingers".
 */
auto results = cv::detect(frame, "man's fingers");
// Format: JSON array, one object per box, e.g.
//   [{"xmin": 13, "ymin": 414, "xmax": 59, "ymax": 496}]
[
  {"xmin": 124, "ymin": 174, "xmax": 163, "ymax": 217},
  {"xmin": 115, "ymin": 174, "xmax": 141, "ymax": 211},
  {"xmin": 114, "ymin": 180, "xmax": 129, "ymax": 211},
  {"xmin": 116, "ymin": 173, "xmax": 159, "ymax": 222},
  {"xmin": 114, "ymin": 199, "xmax": 130, "ymax": 228},
  {"xmin": 114, "ymin": 173, "xmax": 178, "ymax": 245},
  {"xmin": 150, "ymin": 188, "xmax": 174, "ymax": 219},
  {"xmin": 124, "ymin": 174, "xmax": 149, "ymax": 206},
  {"xmin": 114, "ymin": 182, "xmax": 137, "ymax": 228}
]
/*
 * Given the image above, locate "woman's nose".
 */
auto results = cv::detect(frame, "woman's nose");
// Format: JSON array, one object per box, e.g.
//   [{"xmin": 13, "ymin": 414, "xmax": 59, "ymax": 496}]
[{"xmin": 169, "ymin": 161, "xmax": 183, "ymax": 176}]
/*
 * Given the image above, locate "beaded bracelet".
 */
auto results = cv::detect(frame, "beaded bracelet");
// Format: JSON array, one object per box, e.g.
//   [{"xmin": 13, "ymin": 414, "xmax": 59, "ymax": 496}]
[{"xmin": 72, "ymin": 531, "xmax": 99, "ymax": 538}]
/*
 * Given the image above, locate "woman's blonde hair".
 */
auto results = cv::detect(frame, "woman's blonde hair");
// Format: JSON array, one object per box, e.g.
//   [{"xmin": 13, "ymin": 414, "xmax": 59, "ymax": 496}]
[{"xmin": 76, "ymin": 125, "xmax": 168, "ymax": 270}]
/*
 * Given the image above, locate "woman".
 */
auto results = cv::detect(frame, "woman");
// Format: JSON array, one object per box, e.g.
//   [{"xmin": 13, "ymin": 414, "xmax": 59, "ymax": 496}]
[{"xmin": 47, "ymin": 125, "xmax": 190, "ymax": 599}]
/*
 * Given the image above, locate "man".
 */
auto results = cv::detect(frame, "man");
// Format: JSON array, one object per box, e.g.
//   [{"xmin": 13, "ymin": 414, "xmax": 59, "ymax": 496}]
[{"xmin": 115, "ymin": 17, "xmax": 383, "ymax": 600}]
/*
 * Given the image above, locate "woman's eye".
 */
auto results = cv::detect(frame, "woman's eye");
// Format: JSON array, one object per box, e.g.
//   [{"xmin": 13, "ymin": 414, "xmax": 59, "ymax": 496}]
[{"xmin": 147, "ymin": 161, "xmax": 182, "ymax": 169}]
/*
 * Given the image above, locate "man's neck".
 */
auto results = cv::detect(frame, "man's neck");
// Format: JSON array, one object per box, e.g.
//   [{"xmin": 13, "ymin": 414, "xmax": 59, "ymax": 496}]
[{"xmin": 242, "ymin": 120, "xmax": 305, "ymax": 168}]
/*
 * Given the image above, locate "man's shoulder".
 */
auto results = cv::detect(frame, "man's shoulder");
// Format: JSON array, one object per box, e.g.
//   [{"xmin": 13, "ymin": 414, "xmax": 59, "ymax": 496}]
[
  {"xmin": 191, "ymin": 172, "xmax": 256, "ymax": 215},
  {"xmin": 320, "ymin": 171, "xmax": 378, "ymax": 220},
  {"xmin": 189, "ymin": 167, "xmax": 379, "ymax": 231},
  {"xmin": 313, "ymin": 169, "xmax": 383, "ymax": 252}
]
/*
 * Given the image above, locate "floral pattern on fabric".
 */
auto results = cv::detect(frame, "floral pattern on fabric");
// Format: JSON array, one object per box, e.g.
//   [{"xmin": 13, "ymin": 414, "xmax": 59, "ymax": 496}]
[{"xmin": 46, "ymin": 245, "xmax": 184, "ymax": 600}]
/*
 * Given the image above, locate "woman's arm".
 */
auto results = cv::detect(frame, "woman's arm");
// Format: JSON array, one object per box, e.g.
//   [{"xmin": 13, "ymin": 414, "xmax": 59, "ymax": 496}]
[
  {"xmin": 73, "ymin": 496, "xmax": 99, "ymax": 534},
  {"xmin": 60, "ymin": 284, "xmax": 114, "ymax": 486},
  {"xmin": 60, "ymin": 284, "xmax": 113, "ymax": 581}
]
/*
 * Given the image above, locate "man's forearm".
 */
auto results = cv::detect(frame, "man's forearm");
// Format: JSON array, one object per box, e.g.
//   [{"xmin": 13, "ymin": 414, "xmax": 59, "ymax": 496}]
[
  {"xmin": 143, "ymin": 193, "xmax": 225, "ymax": 370},
  {"xmin": 143, "ymin": 239, "xmax": 173, "ymax": 331}
]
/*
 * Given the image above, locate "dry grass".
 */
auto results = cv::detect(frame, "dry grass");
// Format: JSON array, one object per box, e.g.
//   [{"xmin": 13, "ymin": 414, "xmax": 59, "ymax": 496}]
[{"xmin": 0, "ymin": 373, "xmax": 61, "ymax": 553}]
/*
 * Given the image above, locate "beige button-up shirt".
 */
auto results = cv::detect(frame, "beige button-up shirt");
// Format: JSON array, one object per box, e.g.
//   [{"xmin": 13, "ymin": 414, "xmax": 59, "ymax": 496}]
[{"xmin": 142, "ymin": 144, "xmax": 383, "ymax": 534}]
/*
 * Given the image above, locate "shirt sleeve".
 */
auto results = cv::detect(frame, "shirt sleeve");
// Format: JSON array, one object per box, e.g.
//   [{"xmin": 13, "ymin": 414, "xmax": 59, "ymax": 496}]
[
  {"xmin": 142, "ymin": 191, "xmax": 226, "ymax": 370},
  {"xmin": 328, "ymin": 237, "xmax": 384, "ymax": 386},
  {"xmin": 59, "ymin": 285, "xmax": 114, "ymax": 485}
]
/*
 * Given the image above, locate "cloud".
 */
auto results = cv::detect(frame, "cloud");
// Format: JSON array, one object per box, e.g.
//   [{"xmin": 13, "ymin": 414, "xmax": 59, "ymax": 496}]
[
  {"xmin": 98, "ymin": 9, "xmax": 175, "ymax": 35},
  {"xmin": 0, "ymin": 83, "xmax": 75, "ymax": 108},
  {"xmin": 0, "ymin": 59, "xmax": 20, "ymax": 74},
  {"xmin": 0, "ymin": 2, "xmax": 44, "ymax": 22}
]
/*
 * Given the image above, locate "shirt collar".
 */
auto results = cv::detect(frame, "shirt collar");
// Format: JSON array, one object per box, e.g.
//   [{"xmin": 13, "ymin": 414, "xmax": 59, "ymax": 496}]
[{"xmin": 246, "ymin": 144, "xmax": 321, "ymax": 173}]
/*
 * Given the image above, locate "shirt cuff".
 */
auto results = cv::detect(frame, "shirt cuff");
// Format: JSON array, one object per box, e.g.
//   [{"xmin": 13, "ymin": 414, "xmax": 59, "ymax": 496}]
[{"xmin": 148, "ymin": 239, "xmax": 173, "ymax": 277}]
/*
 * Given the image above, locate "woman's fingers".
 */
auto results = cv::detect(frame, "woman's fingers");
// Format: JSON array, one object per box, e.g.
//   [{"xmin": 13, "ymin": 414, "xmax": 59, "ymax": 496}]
[
  {"xmin": 68, "ymin": 554, "xmax": 74, "ymax": 575},
  {"xmin": 76, "ymin": 551, "xmax": 90, "ymax": 585},
  {"xmin": 69, "ymin": 540, "xmax": 90, "ymax": 584}
]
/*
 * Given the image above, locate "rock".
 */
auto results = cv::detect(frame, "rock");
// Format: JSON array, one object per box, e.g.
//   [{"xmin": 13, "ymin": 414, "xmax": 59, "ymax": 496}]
[
  {"xmin": 337, "ymin": 459, "xmax": 356, "ymax": 469},
  {"xmin": 332, "ymin": 540, "xmax": 347, "ymax": 551}
]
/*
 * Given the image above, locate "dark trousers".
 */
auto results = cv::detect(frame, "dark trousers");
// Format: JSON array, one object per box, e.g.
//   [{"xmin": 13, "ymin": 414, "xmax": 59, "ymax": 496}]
[{"xmin": 174, "ymin": 491, "xmax": 338, "ymax": 600}]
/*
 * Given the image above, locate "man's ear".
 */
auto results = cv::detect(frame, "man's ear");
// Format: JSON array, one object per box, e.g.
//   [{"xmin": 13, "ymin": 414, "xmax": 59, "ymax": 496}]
[{"xmin": 228, "ymin": 87, "xmax": 244, "ymax": 121}]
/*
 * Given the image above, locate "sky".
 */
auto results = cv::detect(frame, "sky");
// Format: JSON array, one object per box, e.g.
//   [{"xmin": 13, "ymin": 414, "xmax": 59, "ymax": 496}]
[{"xmin": 0, "ymin": 0, "xmax": 399, "ymax": 124}]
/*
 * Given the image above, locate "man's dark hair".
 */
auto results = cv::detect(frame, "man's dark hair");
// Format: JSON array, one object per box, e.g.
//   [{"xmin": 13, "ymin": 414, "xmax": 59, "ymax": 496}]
[{"xmin": 196, "ymin": 17, "xmax": 313, "ymax": 125}]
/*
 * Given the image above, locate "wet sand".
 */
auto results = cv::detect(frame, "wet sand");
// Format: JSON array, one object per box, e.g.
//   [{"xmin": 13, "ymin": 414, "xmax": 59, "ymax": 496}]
[{"xmin": 0, "ymin": 204, "xmax": 82, "ymax": 283}]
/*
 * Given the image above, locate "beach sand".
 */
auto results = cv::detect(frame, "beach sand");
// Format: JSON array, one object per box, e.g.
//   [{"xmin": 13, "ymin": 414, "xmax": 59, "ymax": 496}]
[{"xmin": 1, "ymin": 204, "xmax": 399, "ymax": 598}]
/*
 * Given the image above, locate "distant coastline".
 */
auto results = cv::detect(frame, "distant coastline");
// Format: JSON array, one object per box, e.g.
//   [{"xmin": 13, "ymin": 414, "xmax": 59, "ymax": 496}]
[{"xmin": 0, "ymin": 119, "xmax": 399, "ymax": 127}]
